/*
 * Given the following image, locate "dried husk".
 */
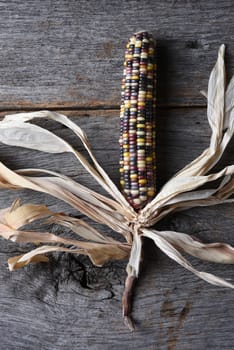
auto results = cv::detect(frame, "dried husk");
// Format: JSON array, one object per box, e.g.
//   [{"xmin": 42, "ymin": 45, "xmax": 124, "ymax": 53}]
[{"xmin": 0, "ymin": 45, "xmax": 233, "ymax": 330}]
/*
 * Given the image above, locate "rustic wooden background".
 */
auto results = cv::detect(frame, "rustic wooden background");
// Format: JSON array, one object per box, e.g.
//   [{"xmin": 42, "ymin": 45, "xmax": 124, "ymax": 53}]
[{"xmin": 0, "ymin": 1, "xmax": 233, "ymax": 349}]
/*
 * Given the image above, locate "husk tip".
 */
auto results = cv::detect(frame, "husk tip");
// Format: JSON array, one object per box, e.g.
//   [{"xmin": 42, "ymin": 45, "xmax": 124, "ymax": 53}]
[
  {"xmin": 123, "ymin": 315, "xmax": 135, "ymax": 332},
  {"xmin": 219, "ymin": 44, "xmax": 225, "ymax": 56}
]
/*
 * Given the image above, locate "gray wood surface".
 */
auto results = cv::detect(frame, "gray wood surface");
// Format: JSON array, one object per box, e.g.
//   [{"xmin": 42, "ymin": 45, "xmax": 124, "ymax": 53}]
[
  {"xmin": 0, "ymin": 1, "xmax": 233, "ymax": 349},
  {"xmin": 1, "ymin": 0, "xmax": 234, "ymax": 109}
]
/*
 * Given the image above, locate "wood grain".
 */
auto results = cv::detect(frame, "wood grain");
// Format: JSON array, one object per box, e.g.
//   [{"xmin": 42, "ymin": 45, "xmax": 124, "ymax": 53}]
[
  {"xmin": 0, "ymin": 1, "xmax": 234, "ymax": 349},
  {"xmin": 0, "ymin": 109, "xmax": 233, "ymax": 349},
  {"xmin": 1, "ymin": 0, "xmax": 234, "ymax": 109}
]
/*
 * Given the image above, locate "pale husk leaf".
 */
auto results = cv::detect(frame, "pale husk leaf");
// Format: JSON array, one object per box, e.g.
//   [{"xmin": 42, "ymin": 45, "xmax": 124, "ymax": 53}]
[
  {"xmin": 142, "ymin": 229, "xmax": 234, "ymax": 288},
  {"xmin": 0, "ymin": 162, "xmax": 132, "ymax": 240},
  {"xmin": 8, "ymin": 242, "xmax": 130, "ymax": 270},
  {"xmin": 126, "ymin": 233, "xmax": 142, "ymax": 277},
  {"xmin": 8, "ymin": 253, "xmax": 49, "ymax": 271},
  {"xmin": 27, "ymin": 176, "xmax": 130, "ymax": 235},
  {"xmin": 7, "ymin": 242, "xmax": 130, "ymax": 271},
  {"xmin": 225, "ymin": 75, "xmax": 234, "ymax": 114},
  {"xmin": 141, "ymin": 44, "xmax": 234, "ymax": 224},
  {"xmin": 17, "ymin": 168, "xmax": 129, "ymax": 215},
  {"xmin": 1, "ymin": 110, "xmax": 134, "ymax": 213},
  {"xmin": 3, "ymin": 200, "xmax": 52, "ymax": 229},
  {"xmin": 48, "ymin": 213, "xmax": 116, "ymax": 243},
  {"xmin": 143, "ymin": 176, "xmax": 234, "ymax": 227},
  {"xmin": 7, "ymin": 246, "xmax": 80, "ymax": 271},
  {"xmin": 0, "ymin": 202, "xmax": 130, "ymax": 269},
  {"xmin": 0, "ymin": 201, "xmax": 127, "ymax": 245},
  {"xmin": 148, "ymin": 229, "xmax": 234, "ymax": 264},
  {"xmin": 140, "ymin": 166, "xmax": 234, "ymax": 224}
]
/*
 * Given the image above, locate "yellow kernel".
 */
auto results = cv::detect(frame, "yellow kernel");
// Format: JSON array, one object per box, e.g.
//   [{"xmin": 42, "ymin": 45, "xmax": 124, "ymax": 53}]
[
  {"xmin": 139, "ymin": 179, "xmax": 147, "ymax": 185},
  {"xmin": 125, "ymin": 54, "xmax": 132, "ymax": 60},
  {"xmin": 147, "ymin": 190, "xmax": 155, "ymax": 196},
  {"xmin": 125, "ymin": 101, "xmax": 131, "ymax": 108},
  {"xmin": 135, "ymin": 40, "xmax": 142, "ymax": 47},
  {"xmin": 146, "ymin": 93, "xmax": 153, "ymax": 99},
  {"xmin": 137, "ymin": 138, "xmax": 145, "ymax": 143}
]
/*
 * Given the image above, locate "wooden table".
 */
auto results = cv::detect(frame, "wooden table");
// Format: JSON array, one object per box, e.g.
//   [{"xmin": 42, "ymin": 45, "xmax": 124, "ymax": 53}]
[{"xmin": 0, "ymin": 1, "xmax": 233, "ymax": 349}]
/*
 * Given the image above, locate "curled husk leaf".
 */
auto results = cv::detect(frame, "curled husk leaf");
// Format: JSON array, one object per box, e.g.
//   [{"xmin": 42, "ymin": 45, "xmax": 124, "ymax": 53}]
[{"xmin": 0, "ymin": 45, "xmax": 233, "ymax": 330}]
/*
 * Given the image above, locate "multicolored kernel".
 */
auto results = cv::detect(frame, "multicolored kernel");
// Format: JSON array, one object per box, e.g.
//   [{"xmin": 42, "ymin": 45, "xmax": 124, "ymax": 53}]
[{"xmin": 119, "ymin": 31, "xmax": 156, "ymax": 210}]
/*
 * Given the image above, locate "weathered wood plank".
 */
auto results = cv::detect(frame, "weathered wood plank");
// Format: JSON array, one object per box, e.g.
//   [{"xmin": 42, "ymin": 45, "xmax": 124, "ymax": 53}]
[
  {"xmin": 1, "ymin": 0, "xmax": 234, "ymax": 108},
  {"xmin": 0, "ymin": 109, "xmax": 233, "ymax": 349}
]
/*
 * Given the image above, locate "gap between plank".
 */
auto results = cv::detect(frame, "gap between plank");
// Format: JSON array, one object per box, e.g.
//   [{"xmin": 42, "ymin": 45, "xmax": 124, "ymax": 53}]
[{"xmin": 0, "ymin": 104, "xmax": 207, "ymax": 113}]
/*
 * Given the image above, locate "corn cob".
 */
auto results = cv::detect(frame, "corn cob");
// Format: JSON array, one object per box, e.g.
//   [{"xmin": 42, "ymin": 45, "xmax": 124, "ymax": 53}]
[{"xmin": 119, "ymin": 31, "xmax": 156, "ymax": 210}]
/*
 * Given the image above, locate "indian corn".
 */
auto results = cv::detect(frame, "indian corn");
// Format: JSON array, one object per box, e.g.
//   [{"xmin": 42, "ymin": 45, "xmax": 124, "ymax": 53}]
[{"xmin": 119, "ymin": 31, "xmax": 156, "ymax": 209}]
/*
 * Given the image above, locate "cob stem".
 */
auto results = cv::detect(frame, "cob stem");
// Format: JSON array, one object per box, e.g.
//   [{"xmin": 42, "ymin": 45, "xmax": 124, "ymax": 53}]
[
  {"xmin": 122, "ymin": 232, "xmax": 144, "ymax": 331},
  {"xmin": 122, "ymin": 274, "xmax": 136, "ymax": 331}
]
